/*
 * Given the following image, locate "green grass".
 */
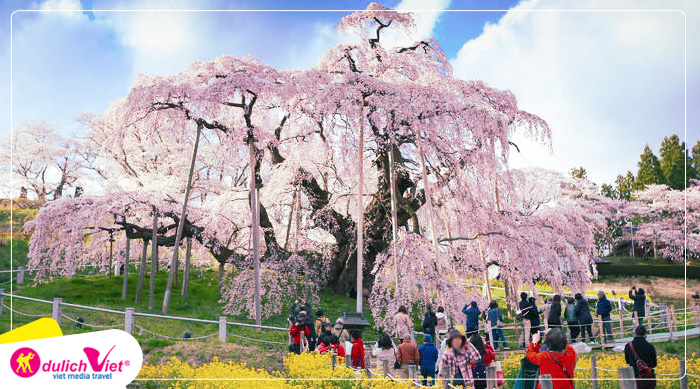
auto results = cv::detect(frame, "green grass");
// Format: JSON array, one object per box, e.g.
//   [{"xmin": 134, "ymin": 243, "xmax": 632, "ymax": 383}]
[{"xmin": 0, "ymin": 238, "xmax": 29, "ymax": 283}]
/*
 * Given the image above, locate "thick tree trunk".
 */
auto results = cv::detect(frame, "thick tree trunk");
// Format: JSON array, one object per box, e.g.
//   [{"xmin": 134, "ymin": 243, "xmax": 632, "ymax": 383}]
[
  {"xmin": 163, "ymin": 124, "xmax": 201, "ymax": 314},
  {"xmin": 149, "ymin": 211, "xmax": 158, "ymax": 310},
  {"xmin": 135, "ymin": 239, "xmax": 148, "ymax": 303}
]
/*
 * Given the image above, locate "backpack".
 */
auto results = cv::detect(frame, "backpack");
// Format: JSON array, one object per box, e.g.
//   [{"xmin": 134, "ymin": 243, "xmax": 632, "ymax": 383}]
[
  {"xmin": 629, "ymin": 342, "xmax": 653, "ymax": 378},
  {"xmin": 472, "ymin": 356, "xmax": 487, "ymax": 387}
]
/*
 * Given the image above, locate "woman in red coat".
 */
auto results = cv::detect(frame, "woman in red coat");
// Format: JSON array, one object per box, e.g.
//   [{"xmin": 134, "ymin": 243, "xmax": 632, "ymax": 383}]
[{"xmin": 526, "ymin": 328, "xmax": 577, "ymax": 389}]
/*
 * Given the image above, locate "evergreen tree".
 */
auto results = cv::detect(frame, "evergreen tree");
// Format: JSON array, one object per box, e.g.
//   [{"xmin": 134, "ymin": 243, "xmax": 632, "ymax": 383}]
[
  {"xmin": 659, "ymin": 134, "xmax": 693, "ymax": 190},
  {"xmin": 635, "ymin": 144, "xmax": 664, "ymax": 190},
  {"xmin": 615, "ymin": 171, "xmax": 635, "ymax": 201},
  {"xmin": 691, "ymin": 140, "xmax": 700, "ymax": 177}
]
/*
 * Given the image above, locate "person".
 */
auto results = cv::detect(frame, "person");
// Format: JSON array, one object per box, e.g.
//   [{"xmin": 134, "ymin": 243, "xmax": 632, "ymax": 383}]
[
  {"xmin": 624, "ymin": 325, "xmax": 657, "ymax": 389},
  {"xmin": 333, "ymin": 318, "xmax": 351, "ymax": 343},
  {"xmin": 541, "ymin": 298, "xmax": 552, "ymax": 328},
  {"xmin": 395, "ymin": 305, "xmax": 414, "ymax": 344},
  {"xmin": 372, "ymin": 333, "xmax": 397, "ymax": 372},
  {"xmin": 629, "ymin": 287, "xmax": 647, "ymax": 323},
  {"xmin": 519, "ymin": 292, "xmax": 533, "ymax": 346},
  {"xmin": 469, "ymin": 333, "xmax": 496, "ymax": 389},
  {"xmin": 526, "ymin": 328, "xmax": 576, "ymax": 389},
  {"xmin": 350, "ymin": 331, "xmax": 365, "ymax": 369},
  {"xmin": 436, "ymin": 326, "xmax": 455, "ymax": 377},
  {"xmin": 419, "ymin": 334, "xmax": 439, "ymax": 386},
  {"xmin": 423, "ymin": 304, "xmax": 438, "ymax": 341},
  {"xmin": 436, "ymin": 306, "xmax": 448, "ymax": 344},
  {"xmin": 329, "ymin": 334, "xmax": 346, "ymax": 358},
  {"xmin": 574, "ymin": 293, "xmax": 594, "ymax": 343},
  {"xmin": 304, "ymin": 310, "xmax": 318, "ymax": 350},
  {"xmin": 183, "ymin": 331, "xmax": 191, "ymax": 340},
  {"xmin": 548, "ymin": 295, "xmax": 563, "ymax": 330},
  {"xmin": 486, "ymin": 301, "xmax": 508, "ymax": 351},
  {"xmin": 462, "ymin": 301, "xmax": 481, "ymax": 336},
  {"xmin": 564, "ymin": 297, "xmax": 579, "ymax": 342},
  {"xmin": 76, "ymin": 316, "xmax": 84, "ymax": 329},
  {"xmin": 397, "ymin": 334, "xmax": 420, "ymax": 378},
  {"xmin": 289, "ymin": 312, "xmax": 311, "ymax": 354},
  {"xmin": 596, "ymin": 291, "xmax": 613, "ymax": 343},
  {"xmin": 317, "ymin": 322, "xmax": 333, "ymax": 349},
  {"xmin": 291, "ymin": 298, "xmax": 312, "ymax": 317},
  {"xmin": 315, "ymin": 310, "xmax": 330, "ymax": 338},
  {"xmin": 528, "ymin": 297, "xmax": 541, "ymax": 334},
  {"xmin": 439, "ymin": 328, "xmax": 482, "ymax": 388}
]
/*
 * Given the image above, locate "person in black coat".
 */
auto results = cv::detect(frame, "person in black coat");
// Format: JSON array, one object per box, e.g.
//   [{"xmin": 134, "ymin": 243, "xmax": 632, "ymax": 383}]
[
  {"xmin": 629, "ymin": 287, "xmax": 647, "ymax": 322},
  {"xmin": 624, "ymin": 325, "xmax": 657, "ymax": 389},
  {"xmin": 547, "ymin": 294, "xmax": 563, "ymax": 329},
  {"xmin": 574, "ymin": 293, "xmax": 594, "ymax": 343},
  {"xmin": 527, "ymin": 297, "xmax": 541, "ymax": 334}
]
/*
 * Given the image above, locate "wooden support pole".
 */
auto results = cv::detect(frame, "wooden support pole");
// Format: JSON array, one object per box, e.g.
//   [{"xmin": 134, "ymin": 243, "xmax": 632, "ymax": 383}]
[
  {"xmin": 539, "ymin": 374, "xmax": 553, "ymax": 389},
  {"xmin": 680, "ymin": 359, "xmax": 688, "ymax": 389},
  {"xmin": 618, "ymin": 367, "xmax": 636, "ymax": 389},
  {"xmin": 669, "ymin": 304, "xmax": 676, "ymax": 341},
  {"xmin": 597, "ymin": 315, "xmax": 605, "ymax": 347},
  {"xmin": 591, "ymin": 355, "xmax": 598, "ymax": 389}
]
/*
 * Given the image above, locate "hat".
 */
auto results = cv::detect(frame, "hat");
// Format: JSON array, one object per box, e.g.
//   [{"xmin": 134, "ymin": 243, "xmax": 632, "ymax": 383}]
[
  {"xmin": 455, "ymin": 325, "xmax": 465, "ymax": 335},
  {"xmin": 424, "ymin": 334, "xmax": 432, "ymax": 342},
  {"xmin": 446, "ymin": 329, "xmax": 466, "ymax": 349}
]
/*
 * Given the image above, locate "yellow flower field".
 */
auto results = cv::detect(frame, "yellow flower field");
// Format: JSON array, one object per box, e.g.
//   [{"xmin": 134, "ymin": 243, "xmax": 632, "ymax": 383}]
[{"xmin": 137, "ymin": 352, "xmax": 699, "ymax": 389}]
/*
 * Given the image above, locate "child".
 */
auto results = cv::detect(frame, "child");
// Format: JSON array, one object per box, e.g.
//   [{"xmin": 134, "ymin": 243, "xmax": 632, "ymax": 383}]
[
  {"xmin": 418, "ymin": 334, "xmax": 439, "ymax": 386},
  {"xmin": 330, "ymin": 334, "xmax": 346, "ymax": 358},
  {"xmin": 289, "ymin": 312, "xmax": 311, "ymax": 354},
  {"xmin": 350, "ymin": 331, "xmax": 365, "ymax": 369}
]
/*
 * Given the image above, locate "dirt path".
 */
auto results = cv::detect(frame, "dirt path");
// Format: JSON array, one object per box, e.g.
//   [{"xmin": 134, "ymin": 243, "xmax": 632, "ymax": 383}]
[{"xmin": 590, "ymin": 276, "xmax": 700, "ymax": 305}]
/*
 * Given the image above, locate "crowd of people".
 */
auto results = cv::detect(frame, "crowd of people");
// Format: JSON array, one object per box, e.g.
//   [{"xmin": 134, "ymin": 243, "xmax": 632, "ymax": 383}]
[{"xmin": 286, "ymin": 287, "xmax": 657, "ymax": 389}]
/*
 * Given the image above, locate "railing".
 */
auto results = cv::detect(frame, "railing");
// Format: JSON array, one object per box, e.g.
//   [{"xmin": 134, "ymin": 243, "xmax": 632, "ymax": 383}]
[{"xmin": 0, "ymin": 291, "xmax": 287, "ymax": 345}]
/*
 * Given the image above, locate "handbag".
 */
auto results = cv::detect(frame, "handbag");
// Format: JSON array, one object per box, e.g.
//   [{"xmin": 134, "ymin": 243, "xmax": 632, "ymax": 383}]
[{"xmin": 393, "ymin": 347, "xmax": 401, "ymax": 370}]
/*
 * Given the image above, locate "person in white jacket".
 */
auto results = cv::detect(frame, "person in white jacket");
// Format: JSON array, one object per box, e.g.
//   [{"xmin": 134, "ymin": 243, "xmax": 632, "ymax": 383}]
[
  {"xmin": 372, "ymin": 333, "xmax": 397, "ymax": 373},
  {"xmin": 435, "ymin": 306, "xmax": 449, "ymax": 344}
]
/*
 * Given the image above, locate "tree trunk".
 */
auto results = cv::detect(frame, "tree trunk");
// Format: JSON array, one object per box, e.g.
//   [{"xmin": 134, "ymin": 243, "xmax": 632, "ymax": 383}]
[
  {"xmin": 218, "ymin": 261, "xmax": 225, "ymax": 288},
  {"xmin": 162, "ymin": 124, "xmax": 201, "ymax": 314},
  {"xmin": 181, "ymin": 236, "xmax": 191, "ymax": 300},
  {"xmin": 284, "ymin": 187, "xmax": 298, "ymax": 251},
  {"xmin": 122, "ymin": 235, "xmax": 130, "ymax": 300},
  {"xmin": 149, "ymin": 210, "xmax": 158, "ymax": 310},
  {"xmin": 135, "ymin": 239, "xmax": 148, "ymax": 303}
]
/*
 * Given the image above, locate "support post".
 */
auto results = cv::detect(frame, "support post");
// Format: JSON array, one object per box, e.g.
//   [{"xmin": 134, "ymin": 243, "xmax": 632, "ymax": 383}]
[
  {"xmin": 618, "ymin": 298, "xmax": 625, "ymax": 337},
  {"xmin": 633, "ymin": 310, "xmax": 639, "ymax": 327},
  {"xmin": 346, "ymin": 354, "xmax": 351, "ymax": 368},
  {"xmin": 646, "ymin": 303, "xmax": 652, "ymax": 333},
  {"xmin": 364, "ymin": 354, "xmax": 372, "ymax": 378},
  {"xmin": 486, "ymin": 365, "xmax": 497, "ymax": 389},
  {"xmin": 125, "ymin": 307, "xmax": 134, "ymax": 334},
  {"xmin": 669, "ymin": 304, "xmax": 676, "ymax": 341},
  {"xmin": 486, "ymin": 321, "xmax": 495, "ymax": 349},
  {"xmin": 17, "ymin": 266, "xmax": 25, "ymax": 284},
  {"xmin": 52, "ymin": 298, "xmax": 62, "ymax": 325},
  {"xmin": 0, "ymin": 289, "xmax": 4, "ymax": 317},
  {"xmin": 618, "ymin": 367, "xmax": 636, "ymax": 389},
  {"xmin": 597, "ymin": 315, "xmax": 605, "ymax": 347},
  {"xmin": 331, "ymin": 353, "xmax": 337, "ymax": 369},
  {"xmin": 680, "ymin": 359, "xmax": 688, "ymax": 389},
  {"xmin": 591, "ymin": 355, "xmax": 598, "ymax": 389},
  {"xmin": 356, "ymin": 105, "xmax": 364, "ymax": 313},
  {"xmin": 539, "ymin": 374, "xmax": 553, "ymax": 389},
  {"xmin": 122, "ymin": 237, "xmax": 130, "ymax": 300},
  {"xmin": 218, "ymin": 316, "xmax": 227, "ymax": 344}
]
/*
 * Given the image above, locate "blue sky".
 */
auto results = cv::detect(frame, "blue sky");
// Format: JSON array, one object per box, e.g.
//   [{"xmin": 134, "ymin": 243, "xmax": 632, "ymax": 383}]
[{"xmin": 2, "ymin": 0, "xmax": 698, "ymax": 187}]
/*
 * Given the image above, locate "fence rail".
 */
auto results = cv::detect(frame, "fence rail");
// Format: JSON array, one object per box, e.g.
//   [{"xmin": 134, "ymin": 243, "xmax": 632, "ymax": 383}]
[{"xmin": 0, "ymin": 291, "xmax": 287, "ymax": 345}]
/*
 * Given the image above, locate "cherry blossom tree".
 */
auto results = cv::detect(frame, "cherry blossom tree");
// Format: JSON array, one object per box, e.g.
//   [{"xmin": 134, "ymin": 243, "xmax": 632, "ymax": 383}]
[{"xmin": 25, "ymin": 4, "xmax": 600, "ymax": 322}]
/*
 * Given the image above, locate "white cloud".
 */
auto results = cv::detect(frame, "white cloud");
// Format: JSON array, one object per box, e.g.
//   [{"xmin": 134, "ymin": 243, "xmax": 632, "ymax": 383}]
[
  {"xmin": 451, "ymin": 0, "xmax": 698, "ymax": 185},
  {"xmin": 382, "ymin": 0, "xmax": 451, "ymax": 48}
]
